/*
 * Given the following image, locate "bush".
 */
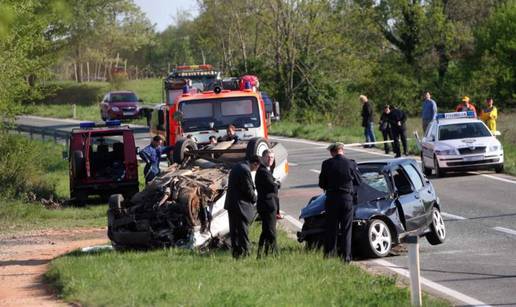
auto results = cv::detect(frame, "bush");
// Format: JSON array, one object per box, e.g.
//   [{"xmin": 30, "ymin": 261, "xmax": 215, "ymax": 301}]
[{"xmin": 0, "ymin": 130, "xmax": 66, "ymax": 200}]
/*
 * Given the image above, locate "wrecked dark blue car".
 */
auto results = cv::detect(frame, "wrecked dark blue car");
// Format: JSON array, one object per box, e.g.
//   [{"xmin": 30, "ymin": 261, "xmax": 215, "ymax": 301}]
[{"xmin": 297, "ymin": 159, "xmax": 446, "ymax": 258}]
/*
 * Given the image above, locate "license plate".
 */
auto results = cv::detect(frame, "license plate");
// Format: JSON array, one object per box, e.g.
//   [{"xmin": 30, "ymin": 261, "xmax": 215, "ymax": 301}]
[
  {"xmin": 464, "ymin": 155, "xmax": 483, "ymax": 161},
  {"xmin": 123, "ymin": 112, "xmax": 134, "ymax": 116}
]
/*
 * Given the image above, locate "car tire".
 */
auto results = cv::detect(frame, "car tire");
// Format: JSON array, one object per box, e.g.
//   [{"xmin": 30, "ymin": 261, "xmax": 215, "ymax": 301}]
[
  {"xmin": 421, "ymin": 153, "xmax": 432, "ymax": 176},
  {"xmin": 425, "ymin": 207, "xmax": 446, "ymax": 245},
  {"xmin": 433, "ymin": 155, "xmax": 445, "ymax": 178},
  {"xmin": 173, "ymin": 138, "xmax": 198, "ymax": 164},
  {"xmin": 495, "ymin": 164, "xmax": 504, "ymax": 173},
  {"xmin": 362, "ymin": 219, "xmax": 393, "ymax": 258},
  {"xmin": 245, "ymin": 137, "xmax": 270, "ymax": 160}
]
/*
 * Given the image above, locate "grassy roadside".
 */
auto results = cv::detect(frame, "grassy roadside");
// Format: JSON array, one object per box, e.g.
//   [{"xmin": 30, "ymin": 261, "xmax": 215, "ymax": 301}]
[
  {"xmin": 45, "ymin": 224, "xmax": 450, "ymax": 307},
  {"xmin": 0, "ymin": 135, "xmax": 107, "ymax": 233},
  {"xmin": 23, "ymin": 78, "xmax": 162, "ymax": 124},
  {"xmin": 270, "ymin": 114, "xmax": 516, "ymax": 175}
]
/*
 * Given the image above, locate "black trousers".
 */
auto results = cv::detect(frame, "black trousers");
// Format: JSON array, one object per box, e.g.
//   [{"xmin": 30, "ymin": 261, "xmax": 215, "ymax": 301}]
[
  {"xmin": 380, "ymin": 128, "xmax": 392, "ymax": 154},
  {"xmin": 324, "ymin": 192, "xmax": 353, "ymax": 262},
  {"xmin": 228, "ymin": 209, "xmax": 250, "ymax": 258},
  {"xmin": 258, "ymin": 210, "xmax": 277, "ymax": 256},
  {"xmin": 391, "ymin": 127, "xmax": 408, "ymax": 157}
]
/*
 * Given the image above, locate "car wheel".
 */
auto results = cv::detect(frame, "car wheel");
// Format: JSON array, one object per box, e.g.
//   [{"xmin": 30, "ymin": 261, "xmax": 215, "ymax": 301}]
[
  {"xmin": 433, "ymin": 155, "xmax": 445, "ymax": 178},
  {"xmin": 245, "ymin": 137, "xmax": 270, "ymax": 161},
  {"xmin": 425, "ymin": 207, "xmax": 446, "ymax": 245},
  {"xmin": 421, "ymin": 153, "xmax": 432, "ymax": 176},
  {"xmin": 173, "ymin": 138, "xmax": 198, "ymax": 164},
  {"xmin": 495, "ymin": 164, "xmax": 504, "ymax": 173},
  {"xmin": 363, "ymin": 219, "xmax": 392, "ymax": 258}
]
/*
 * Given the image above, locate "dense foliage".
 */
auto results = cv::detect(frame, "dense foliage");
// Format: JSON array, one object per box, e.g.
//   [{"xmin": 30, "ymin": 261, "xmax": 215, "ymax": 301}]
[{"xmin": 1, "ymin": 0, "xmax": 515, "ymax": 123}]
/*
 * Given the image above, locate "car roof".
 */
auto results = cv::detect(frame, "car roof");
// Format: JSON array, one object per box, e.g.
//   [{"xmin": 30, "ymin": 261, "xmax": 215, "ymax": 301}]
[
  {"xmin": 109, "ymin": 90, "xmax": 135, "ymax": 95},
  {"xmin": 358, "ymin": 158, "xmax": 416, "ymax": 168}
]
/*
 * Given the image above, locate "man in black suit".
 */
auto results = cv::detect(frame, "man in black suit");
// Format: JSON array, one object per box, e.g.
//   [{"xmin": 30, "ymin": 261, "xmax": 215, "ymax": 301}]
[
  {"xmin": 388, "ymin": 105, "xmax": 408, "ymax": 157},
  {"xmin": 255, "ymin": 149, "xmax": 280, "ymax": 258},
  {"xmin": 319, "ymin": 142, "xmax": 358, "ymax": 263},
  {"xmin": 224, "ymin": 155, "xmax": 261, "ymax": 258}
]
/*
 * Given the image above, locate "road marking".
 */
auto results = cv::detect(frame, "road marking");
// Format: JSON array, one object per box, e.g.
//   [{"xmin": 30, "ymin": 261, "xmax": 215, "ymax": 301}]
[
  {"xmin": 469, "ymin": 172, "xmax": 516, "ymax": 185},
  {"xmin": 493, "ymin": 226, "xmax": 516, "ymax": 237},
  {"xmin": 283, "ymin": 214, "xmax": 303, "ymax": 229},
  {"xmin": 281, "ymin": 214, "xmax": 491, "ymax": 307},
  {"xmin": 309, "ymin": 169, "xmax": 321, "ymax": 174},
  {"xmin": 288, "ymin": 162, "xmax": 299, "ymax": 166},
  {"xmin": 441, "ymin": 212, "xmax": 467, "ymax": 220},
  {"xmin": 372, "ymin": 259, "xmax": 492, "ymax": 307}
]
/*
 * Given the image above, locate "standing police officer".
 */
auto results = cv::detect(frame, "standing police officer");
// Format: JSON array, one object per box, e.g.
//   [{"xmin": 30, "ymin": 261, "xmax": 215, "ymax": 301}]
[{"xmin": 319, "ymin": 142, "xmax": 358, "ymax": 263}]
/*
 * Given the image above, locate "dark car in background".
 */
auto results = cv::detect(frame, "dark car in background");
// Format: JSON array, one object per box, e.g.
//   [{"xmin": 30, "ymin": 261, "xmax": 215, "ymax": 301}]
[
  {"xmin": 297, "ymin": 159, "xmax": 446, "ymax": 258},
  {"xmin": 100, "ymin": 91, "xmax": 142, "ymax": 120}
]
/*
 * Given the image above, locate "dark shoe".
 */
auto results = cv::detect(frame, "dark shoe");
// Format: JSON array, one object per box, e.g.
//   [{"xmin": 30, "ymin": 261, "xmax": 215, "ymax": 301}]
[{"xmin": 395, "ymin": 154, "xmax": 401, "ymax": 158}]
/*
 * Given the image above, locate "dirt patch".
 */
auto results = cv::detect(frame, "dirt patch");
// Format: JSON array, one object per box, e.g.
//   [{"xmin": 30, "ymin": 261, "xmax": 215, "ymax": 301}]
[{"xmin": 0, "ymin": 227, "xmax": 107, "ymax": 307}]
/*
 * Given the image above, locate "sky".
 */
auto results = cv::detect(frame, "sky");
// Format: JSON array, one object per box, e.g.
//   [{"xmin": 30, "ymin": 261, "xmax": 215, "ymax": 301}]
[{"xmin": 133, "ymin": 0, "xmax": 200, "ymax": 32}]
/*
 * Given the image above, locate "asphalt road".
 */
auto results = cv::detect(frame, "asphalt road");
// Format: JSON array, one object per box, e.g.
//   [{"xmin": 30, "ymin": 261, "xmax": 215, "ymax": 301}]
[{"xmin": 14, "ymin": 115, "xmax": 516, "ymax": 306}]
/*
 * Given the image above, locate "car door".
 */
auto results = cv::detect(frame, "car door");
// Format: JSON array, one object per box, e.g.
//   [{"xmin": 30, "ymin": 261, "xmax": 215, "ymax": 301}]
[
  {"xmin": 391, "ymin": 166, "xmax": 426, "ymax": 231},
  {"xmin": 401, "ymin": 163, "xmax": 433, "ymax": 225},
  {"xmin": 422, "ymin": 122, "xmax": 437, "ymax": 167}
]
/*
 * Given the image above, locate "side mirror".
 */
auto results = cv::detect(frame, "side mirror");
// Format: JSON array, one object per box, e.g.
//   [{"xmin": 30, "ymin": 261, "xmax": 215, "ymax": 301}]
[
  {"xmin": 173, "ymin": 111, "xmax": 184, "ymax": 122},
  {"xmin": 136, "ymin": 146, "xmax": 140, "ymax": 154},
  {"xmin": 272, "ymin": 101, "xmax": 281, "ymax": 121},
  {"xmin": 494, "ymin": 130, "xmax": 501, "ymax": 136},
  {"xmin": 62, "ymin": 150, "xmax": 68, "ymax": 160}
]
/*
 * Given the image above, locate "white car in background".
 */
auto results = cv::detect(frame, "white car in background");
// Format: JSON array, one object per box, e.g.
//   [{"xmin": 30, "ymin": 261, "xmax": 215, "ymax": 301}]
[{"xmin": 420, "ymin": 111, "xmax": 504, "ymax": 177}]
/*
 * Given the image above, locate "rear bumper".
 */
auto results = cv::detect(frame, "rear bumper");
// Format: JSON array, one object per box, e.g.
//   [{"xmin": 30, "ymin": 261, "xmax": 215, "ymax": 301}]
[{"xmin": 72, "ymin": 181, "xmax": 138, "ymax": 196}]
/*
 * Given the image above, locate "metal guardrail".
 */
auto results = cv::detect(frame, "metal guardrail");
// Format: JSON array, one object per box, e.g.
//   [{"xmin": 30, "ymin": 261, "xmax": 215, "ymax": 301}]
[{"xmin": 10, "ymin": 123, "xmax": 71, "ymax": 146}]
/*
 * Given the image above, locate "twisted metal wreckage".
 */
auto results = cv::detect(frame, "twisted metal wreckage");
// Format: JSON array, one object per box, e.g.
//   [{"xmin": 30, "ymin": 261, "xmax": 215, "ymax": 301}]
[{"xmin": 107, "ymin": 139, "xmax": 288, "ymax": 249}]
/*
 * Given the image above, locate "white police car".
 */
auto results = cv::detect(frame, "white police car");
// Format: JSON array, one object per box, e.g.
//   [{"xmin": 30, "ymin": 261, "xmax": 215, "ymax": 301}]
[{"xmin": 420, "ymin": 111, "xmax": 504, "ymax": 177}]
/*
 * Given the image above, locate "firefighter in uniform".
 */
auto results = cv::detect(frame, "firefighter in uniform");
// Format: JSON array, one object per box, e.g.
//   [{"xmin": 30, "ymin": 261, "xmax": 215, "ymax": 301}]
[{"xmin": 319, "ymin": 142, "xmax": 359, "ymax": 263}]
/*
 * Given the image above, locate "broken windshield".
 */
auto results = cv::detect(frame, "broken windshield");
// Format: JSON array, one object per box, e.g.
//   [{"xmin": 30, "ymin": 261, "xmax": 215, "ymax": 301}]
[{"xmin": 179, "ymin": 97, "xmax": 261, "ymax": 132}]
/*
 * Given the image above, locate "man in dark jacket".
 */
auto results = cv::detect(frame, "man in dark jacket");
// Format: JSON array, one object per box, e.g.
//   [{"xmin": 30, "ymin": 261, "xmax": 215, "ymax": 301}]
[
  {"xmin": 388, "ymin": 106, "xmax": 408, "ymax": 158},
  {"xmin": 319, "ymin": 142, "xmax": 359, "ymax": 263},
  {"xmin": 224, "ymin": 155, "xmax": 261, "ymax": 258},
  {"xmin": 139, "ymin": 135, "xmax": 174, "ymax": 184},
  {"xmin": 379, "ymin": 105, "xmax": 393, "ymax": 154},
  {"xmin": 255, "ymin": 149, "xmax": 280, "ymax": 258},
  {"xmin": 360, "ymin": 95, "xmax": 376, "ymax": 148}
]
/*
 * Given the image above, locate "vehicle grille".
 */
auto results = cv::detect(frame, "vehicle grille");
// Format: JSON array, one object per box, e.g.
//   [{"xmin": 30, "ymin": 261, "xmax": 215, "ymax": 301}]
[
  {"xmin": 458, "ymin": 147, "xmax": 486, "ymax": 155},
  {"xmin": 446, "ymin": 158, "xmax": 499, "ymax": 166}
]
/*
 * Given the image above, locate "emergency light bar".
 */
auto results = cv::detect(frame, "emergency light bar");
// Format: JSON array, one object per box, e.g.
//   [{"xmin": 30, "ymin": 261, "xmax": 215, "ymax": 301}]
[
  {"xmin": 176, "ymin": 64, "xmax": 213, "ymax": 71},
  {"xmin": 436, "ymin": 111, "xmax": 475, "ymax": 120},
  {"xmin": 79, "ymin": 121, "xmax": 95, "ymax": 129},
  {"xmin": 105, "ymin": 119, "xmax": 121, "ymax": 127}
]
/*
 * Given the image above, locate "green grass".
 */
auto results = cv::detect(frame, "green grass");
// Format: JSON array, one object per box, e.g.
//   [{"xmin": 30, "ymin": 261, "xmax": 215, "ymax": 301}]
[
  {"xmin": 0, "ymin": 200, "xmax": 107, "ymax": 232},
  {"xmin": 23, "ymin": 79, "xmax": 162, "ymax": 124},
  {"xmin": 45, "ymin": 224, "xmax": 450, "ymax": 307}
]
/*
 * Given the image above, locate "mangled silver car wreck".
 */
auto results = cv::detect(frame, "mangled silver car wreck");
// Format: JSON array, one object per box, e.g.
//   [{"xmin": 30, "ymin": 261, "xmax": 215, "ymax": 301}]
[{"xmin": 107, "ymin": 137, "xmax": 288, "ymax": 249}]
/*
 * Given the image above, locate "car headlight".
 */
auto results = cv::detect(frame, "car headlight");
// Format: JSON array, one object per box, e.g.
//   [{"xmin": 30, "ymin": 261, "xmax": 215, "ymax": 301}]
[
  {"xmin": 111, "ymin": 106, "xmax": 120, "ymax": 112},
  {"xmin": 489, "ymin": 144, "xmax": 502, "ymax": 152},
  {"xmin": 435, "ymin": 149, "xmax": 456, "ymax": 155}
]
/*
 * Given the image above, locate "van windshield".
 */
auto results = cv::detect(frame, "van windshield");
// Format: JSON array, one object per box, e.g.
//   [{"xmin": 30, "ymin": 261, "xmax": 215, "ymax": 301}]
[{"xmin": 179, "ymin": 97, "xmax": 261, "ymax": 132}]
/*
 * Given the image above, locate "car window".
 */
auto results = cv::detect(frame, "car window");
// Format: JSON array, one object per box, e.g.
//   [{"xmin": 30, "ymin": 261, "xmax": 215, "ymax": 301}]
[
  {"xmin": 391, "ymin": 168, "xmax": 413, "ymax": 195},
  {"xmin": 401, "ymin": 164, "xmax": 424, "ymax": 191},
  {"xmin": 438, "ymin": 122, "xmax": 491, "ymax": 140},
  {"xmin": 360, "ymin": 171, "xmax": 389, "ymax": 193}
]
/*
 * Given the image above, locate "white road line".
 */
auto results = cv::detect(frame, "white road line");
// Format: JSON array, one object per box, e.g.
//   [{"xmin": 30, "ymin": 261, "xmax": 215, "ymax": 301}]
[
  {"xmin": 288, "ymin": 162, "xmax": 299, "ymax": 166},
  {"xmin": 372, "ymin": 259, "xmax": 492, "ymax": 307},
  {"xmin": 309, "ymin": 169, "xmax": 321, "ymax": 174},
  {"xmin": 282, "ymin": 215, "xmax": 491, "ymax": 307},
  {"xmin": 283, "ymin": 214, "xmax": 303, "ymax": 229},
  {"xmin": 493, "ymin": 226, "xmax": 516, "ymax": 237},
  {"xmin": 441, "ymin": 212, "xmax": 468, "ymax": 220},
  {"xmin": 470, "ymin": 172, "xmax": 516, "ymax": 185}
]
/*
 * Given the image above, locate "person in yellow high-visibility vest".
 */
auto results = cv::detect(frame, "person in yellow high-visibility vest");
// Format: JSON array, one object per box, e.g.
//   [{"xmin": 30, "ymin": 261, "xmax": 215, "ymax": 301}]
[{"xmin": 480, "ymin": 98, "xmax": 498, "ymax": 132}]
